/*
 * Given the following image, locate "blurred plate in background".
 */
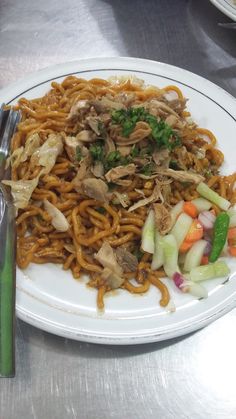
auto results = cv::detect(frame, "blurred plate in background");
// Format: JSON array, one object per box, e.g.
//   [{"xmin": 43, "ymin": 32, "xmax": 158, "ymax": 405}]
[{"xmin": 209, "ymin": 0, "xmax": 236, "ymax": 21}]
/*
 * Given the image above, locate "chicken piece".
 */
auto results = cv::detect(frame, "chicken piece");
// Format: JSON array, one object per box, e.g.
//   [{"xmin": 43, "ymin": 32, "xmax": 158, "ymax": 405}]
[
  {"xmin": 101, "ymin": 267, "xmax": 124, "ymax": 289},
  {"xmin": 115, "ymin": 122, "xmax": 152, "ymax": 146},
  {"xmin": 90, "ymin": 161, "xmax": 104, "ymax": 178},
  {"xmin": 95, "ymin": 242, "xmax": 124, "ymax": 289},
  {"xmin": 104, "ymin": 135, "xmax": 116, "ymax": 154},
  {"xmin": 153, "ymin": 203, "xmax": 172, "ymax": 235},
  {"xmin": 147, "ymin": 99, "xmax": 179, "ymax": 117},
  {"xmin": 86, "ymin": 117, "xmax": 101, "ymax": 136},
  {"xmin": 68, "ymin": 100, "xmax": 91, "ymax": 120},
  {"xmin": 92, "ymin": 96, "xmax": 125, "ymax": 113},
  {"xmin": 73, "ymin": 155, "xmax": 92, "ymax": 186},
  {"xmin": 95, "ymin": 242, "xmax": 122, "ymax": 274},
  {"xmin": 81, "ymin": 178, "xmax": 111, "ymax": 202},
  {"xmin": 105, "ymin": 164, "xmax": 136, "ymax": 182},
  {"xmin": 64, "ymin": 136, "xmax": 89, "ymax": 162},
  {"xmin": 117, "ymin": 146, "xmax": 131, "ymax": 157},
  {"xmin": 155, "ymin": 168, "xmax": 204, "ymax": 184},
  {"xmin": 115, "ymin": 248, "xmax": 138, "ymax": 273},
  {"xmin": 76, "ymin": 130, "xmax": 96, "ymax": 142}
]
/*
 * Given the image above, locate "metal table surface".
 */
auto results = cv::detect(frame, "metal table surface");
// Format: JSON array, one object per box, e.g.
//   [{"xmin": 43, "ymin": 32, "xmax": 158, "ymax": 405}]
[{"xmin": 0, "ymin": 1, "xmax": 236, "ymax": 418}]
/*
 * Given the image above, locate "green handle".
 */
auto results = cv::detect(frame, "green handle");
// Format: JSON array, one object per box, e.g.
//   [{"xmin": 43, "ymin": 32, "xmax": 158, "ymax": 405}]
[{"xmin": 0, "ymin": 186, "xmax": 16, "ymax": 377}]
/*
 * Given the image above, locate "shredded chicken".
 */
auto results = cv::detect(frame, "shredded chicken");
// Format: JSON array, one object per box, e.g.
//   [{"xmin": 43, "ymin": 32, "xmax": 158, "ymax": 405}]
[
  {"xmin": 115, "ymin": 248, "xmax": 138, "ymax": 272},
  {"xmin": 105, "ymin": 164, "xmax": 136, "ymax": 182},
  {"xmin": 113, "ymin": 179, "xmax": 133, "ymax": 187},
  {"xmin": 104, "ymin": 135, "xmax": 116, "ymax": 154},
  {"xmin": 153, "ymin": 203, "xmax": 172, "ymax": 235},
  {"xmin": 128, "ymin": 184, "xmax": 161, "ymax": 212},
  {"xmin": 152, "ymin": 149, "xmax": 170, "ymax": 167},
  {"xmin": 92, "ymin": 97, "xmax": 126, "ymax": 112},
  {"xmin": 112, "ymin": 192, "xmax": 130, "ymax": 208},
  {"xmin": 81, "ymin": 178, "xmax": 110, "ymax": 202},
  {"xmin": 155, "ymin": 168, "xmax": 204, "ymax": 184}
]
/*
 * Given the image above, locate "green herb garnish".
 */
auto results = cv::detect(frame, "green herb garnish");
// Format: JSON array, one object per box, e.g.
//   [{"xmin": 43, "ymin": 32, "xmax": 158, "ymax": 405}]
[
  {"xmin": 76, "ymin": 146, "xmax": 82, "ymax": 162},
  {"xmin": 140, "ymin": 162, "xmax": 155, "ymax": 176},
  {"xmin": 105, "ymin": 150, "xmax": 131, "ymax": 171},
  {"xmin": 112, "ymin": 107, "xmax": 147, "ymax": 137},
  {"xmin": 111, "ymin": 106, "xmax": 181, "ymax": 150},
  {"xmin": 97, "ymin": 121, "xmax": 107, "ymax": 138},
  {"xmin": 89, "ymin": 141, "xmax": 104, "ymax": 161},
  {"xmin": 130, "ymin": 145, "xmax": 139, "ymax": 158}
]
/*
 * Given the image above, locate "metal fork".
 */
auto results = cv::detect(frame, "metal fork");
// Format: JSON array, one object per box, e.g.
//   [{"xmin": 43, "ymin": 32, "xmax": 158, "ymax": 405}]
[
  {"xmin": 0, "ymin": 104, "xmax": 21, "ymax": 179},
  {"xmin": 0, "ymin": 104, "xmax": 20, "ymax": 378}
]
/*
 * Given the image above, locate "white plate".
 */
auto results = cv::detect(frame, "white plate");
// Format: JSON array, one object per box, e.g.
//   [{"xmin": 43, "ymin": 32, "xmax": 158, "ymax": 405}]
[
  {"xmin": 1, "ymin": 57, "xmax": 236, "ymax": 345},
  {"xmin": 209, "ymin": 0, "xmax": 236, "ymax": 21}
]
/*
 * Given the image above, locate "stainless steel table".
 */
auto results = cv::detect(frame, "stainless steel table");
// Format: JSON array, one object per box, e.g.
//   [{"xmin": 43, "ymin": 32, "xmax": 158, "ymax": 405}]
[{"xmin": 0, "ymin": 1, "xmax": 236, "ymax": 418}]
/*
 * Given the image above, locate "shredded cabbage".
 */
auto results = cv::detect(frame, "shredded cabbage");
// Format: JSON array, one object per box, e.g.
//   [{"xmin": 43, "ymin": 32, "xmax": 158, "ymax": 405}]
[
  {"xmin": 44, "ymin": 199, "xmax": 70, "ymax": 232},
  {"xmin": 22, "ymin": 132, "xmax": 41, "ymax": 161},
  {"xmin": 32, "ymin": 133, "xmax": 63, "ymax": 174},
  {"xmin": 3, "ymin": 176, "xmax": 40, "ymax": 209}
]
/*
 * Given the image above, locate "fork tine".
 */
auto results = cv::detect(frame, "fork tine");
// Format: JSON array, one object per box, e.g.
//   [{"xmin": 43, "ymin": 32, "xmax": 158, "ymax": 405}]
[{"xmin": 0, "ymin": 109, "xmax": 20, "ymax": 158}]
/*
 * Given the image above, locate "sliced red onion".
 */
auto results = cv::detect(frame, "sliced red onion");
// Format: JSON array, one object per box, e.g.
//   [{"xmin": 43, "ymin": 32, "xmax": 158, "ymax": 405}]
[
  {"xmin": 172, "ymin": 272, "xmax": 189, "ymax": 292},
  {"xmin": 203, "ymin": 241, "xmax": 212, "ymax": 256},
  {"xmin": 198, "ymin": 211, "xmax": 216, "ymax": 231},
  {"xmin": 203, "ymin": 230, "xmax": 213, "ymax": 242},
  {"xmin": 173, "ymin": 272, "xmax": 184, "ymax": 289}
]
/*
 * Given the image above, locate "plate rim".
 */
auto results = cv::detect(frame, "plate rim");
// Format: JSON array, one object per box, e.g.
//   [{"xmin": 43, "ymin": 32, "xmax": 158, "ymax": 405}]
[
  {"xmin": 209, "ymin": 0, "xmax": 236, "ymax": 21},
  {"xmin": 2, "ymin": 56, "xmax": 236, "ymax": 344}
]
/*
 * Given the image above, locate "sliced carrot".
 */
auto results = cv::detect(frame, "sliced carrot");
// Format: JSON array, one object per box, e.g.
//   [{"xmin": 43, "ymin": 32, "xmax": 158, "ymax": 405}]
[
  {"xmin": 228, "ymin": 227, "xmax": 236, "ymax": 240},
  {"xmin": 185, "ymin": 220, "xmax": 203, "ymax": 243},
  {"xmin": 229, "ymin": 247, "xmax": 236, "ymax": 257},
  {"xmin": 228, "ymin": 238, "xmax": 236, "ymax": 247},
  {"xmin": 201, "ymin": 255, "xmax": 209, "ymax": 265},
  {"xmin": 179, "ymin": 240, "xmax": 193, "ymax": 253},
  {"xmin": 183, "ymin": 202, "xmax": 198, "ymax": 218}
]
